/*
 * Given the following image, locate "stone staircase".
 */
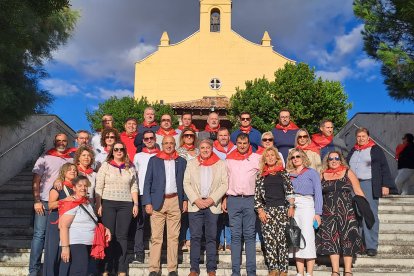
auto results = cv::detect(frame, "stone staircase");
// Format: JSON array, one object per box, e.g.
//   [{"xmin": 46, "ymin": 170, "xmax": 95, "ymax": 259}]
[{"xmin": 0, "ymin": 169, "xmax": 413, "ymax": 275}]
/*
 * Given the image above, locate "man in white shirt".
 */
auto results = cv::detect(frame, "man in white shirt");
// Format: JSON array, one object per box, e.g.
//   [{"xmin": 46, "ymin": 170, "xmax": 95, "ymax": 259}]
[{"xmin": 91, "ymin": 114, "xmax": 114, "ymax": 152}]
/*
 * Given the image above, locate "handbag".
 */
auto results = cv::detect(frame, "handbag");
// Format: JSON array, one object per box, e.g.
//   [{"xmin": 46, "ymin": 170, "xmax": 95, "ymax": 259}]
[
  {"xmin": 79, "ymin": 204, "xmax": 109, "ymax": 260},
  {"xmin": 285, "ymin": 217, "xmax": 306, "ymax": 249}
]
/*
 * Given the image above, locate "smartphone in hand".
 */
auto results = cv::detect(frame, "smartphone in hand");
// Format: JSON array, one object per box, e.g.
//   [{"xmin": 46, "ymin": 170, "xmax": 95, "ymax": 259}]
[{"xmin": 313, "ymin": 219, "xmax": 319, "ymax": 230}]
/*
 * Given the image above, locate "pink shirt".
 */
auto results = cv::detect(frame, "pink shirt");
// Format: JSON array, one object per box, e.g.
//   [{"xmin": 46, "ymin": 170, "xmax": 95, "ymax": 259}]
[
  {"xmin": 226, "ymin": 153, "xmax": 260, "ymax": 196},
  {"xmin": 32, "ymin": 155, "xmax": 73, "ymax": 201}
]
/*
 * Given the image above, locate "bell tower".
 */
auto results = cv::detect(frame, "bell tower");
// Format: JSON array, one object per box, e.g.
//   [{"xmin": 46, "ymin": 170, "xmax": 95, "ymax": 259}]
[{"xmin": 199, "ymin": 0, "xmax": 232, "ymax": 33}]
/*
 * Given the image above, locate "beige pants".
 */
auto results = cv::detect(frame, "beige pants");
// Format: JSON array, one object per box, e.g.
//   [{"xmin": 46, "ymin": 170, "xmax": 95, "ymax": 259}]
[{"xmin": 149, "ymin": 196, "xmax": 181, "ymax": 272}]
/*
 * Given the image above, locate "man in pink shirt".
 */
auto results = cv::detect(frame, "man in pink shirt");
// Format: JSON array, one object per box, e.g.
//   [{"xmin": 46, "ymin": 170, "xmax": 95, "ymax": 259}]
[
  {"xmin": 223, "ymin": 133, "xmax": 260, "ymax": 276},
  {"xmin": 29, "ymin": 133, "xmax": 74, "ymax": 276}
]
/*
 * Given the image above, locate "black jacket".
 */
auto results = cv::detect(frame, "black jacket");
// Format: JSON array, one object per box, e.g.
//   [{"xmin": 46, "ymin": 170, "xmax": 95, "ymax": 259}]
[
  {"xmin": 348, "ymin": 145, "xmax": 394, "ymax": 198},
  {"xmin": 398, "ymin": 143, "xmax": 414, "ymax": 170},
  {"xmin": 352, "ymin": 195, "xmax": 375, "ymax": 229}
]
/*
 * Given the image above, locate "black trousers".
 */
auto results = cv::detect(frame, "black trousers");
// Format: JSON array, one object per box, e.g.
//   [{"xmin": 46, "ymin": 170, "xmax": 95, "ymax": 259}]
[
  {"xmin": 64, "ymin": 244, "xmax": 91, "ymax": 276},
  {"xmin": 134, "ymin": 195, "xmax": 149, "ymax": 254},
  {"xmin": 101, "ymin": 200, "xmax": 133, "ymax": 273}
]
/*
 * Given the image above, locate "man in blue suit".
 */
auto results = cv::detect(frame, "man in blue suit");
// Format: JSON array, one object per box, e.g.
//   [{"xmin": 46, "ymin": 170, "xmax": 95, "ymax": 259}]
[{"xmin": 143, "ymin": 136, "xmax": 188, "ymax": 276}]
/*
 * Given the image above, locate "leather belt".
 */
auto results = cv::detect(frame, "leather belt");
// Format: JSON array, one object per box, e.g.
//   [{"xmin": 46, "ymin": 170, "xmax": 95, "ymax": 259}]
[
  {"xmin": 230, "ymin": 194, "xmax": 253, "ymax": 198},
  {"xmin": 164, "ymin": 193, "xmax": 178, "ymax": 199}
]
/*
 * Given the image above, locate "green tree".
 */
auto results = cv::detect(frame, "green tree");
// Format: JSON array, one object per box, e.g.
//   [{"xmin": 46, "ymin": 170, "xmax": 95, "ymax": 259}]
[
  {"xmin": 229, "ymin": 63, "xmax": 352, "ymax": 134},
  {"xmin": 86, "ymin": 96, "xmax": 178, "ymax": 132},
  {"xmin": 0, "ymin": 1, "xmax": 79, "ymax": 126},
  {"xmin": 354, "ymin": 0, "xmax": 414, "ymax": 101}
]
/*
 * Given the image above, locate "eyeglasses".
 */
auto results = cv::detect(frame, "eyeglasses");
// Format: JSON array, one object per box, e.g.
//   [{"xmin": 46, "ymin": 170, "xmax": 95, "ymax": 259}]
[
  {"xmin": 56, "ymin": 139, "xmax": 68, "ymax": 143},
  {"xmin": 184, "ymin": 134, "xmax": 195, "ymax": 138},
  {"xmin": 241, "ymin": 117, "xmax": 251, "ymax": 121},
  {"xmin": 297, "ymin": 135, "xmax": 309, "ymax": 139},
  {"xmin": 113, "ymin": 148, "xmax": 125, "ymax": 152},
  {"xmin": 328, "ymin": 157, "xmax": 340, "ymax": 161},
  {"xmin": 161, "ymin": 119, "xmax": 171, "ymax": 122},
  {"xmin": 290, "ymin": 155, "xmax": 301, "ymax": 160},
  {"xmin": 105, "ymin": 136, "xmax": 116, "ymax": 139},
  {"xmin": 262, "ymin": 138, "xmax": 274, "ymax": 142},
  {"xmin": 143, "ymin": 137, "xmax": 155, "ymax": 142}
]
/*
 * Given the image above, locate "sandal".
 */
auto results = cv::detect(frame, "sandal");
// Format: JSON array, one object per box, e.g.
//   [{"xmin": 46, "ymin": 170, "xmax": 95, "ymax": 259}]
[
  {"xmin": 331, "ymin": 273, "xmax": 340, "ymax": 276},
  {"xmin": 343, "ymin": 273, "xmax": 353, "ymax": 276}
]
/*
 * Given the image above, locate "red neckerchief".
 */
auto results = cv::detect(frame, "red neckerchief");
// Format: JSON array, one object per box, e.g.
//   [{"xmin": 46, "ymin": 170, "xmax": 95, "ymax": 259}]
[
  {"xmin": 120, "ymin": 131, "xmax": 137, "ymax": 139},
  {"xmin": 142, "ymin": 121, "xmax": 157, "ymax": 128},
  {"xmin": 240, "ymin": 125, "xmax": 252, "ymax": 134},
  {"xmin": 324, "ymin": 165, "xmax": 347, "ymax": 176},
  {"xmin": 104, "ymin": 146, "xmax": 111, "ymax": 153},
  {"xmin": 156, "ymin": 128, "xmax": 177, "ymax": 136},
  {"xmin": 156, "ymin": 150, "xmax": 179, "ymax": 160},
  {"xmin": 226, "ymin": 146, "xmax": 253, "ymax": 160},
  {"xmin": 178, "ymin": 124, "xmax": 199, "ymax": 132},
  {"xmin": 109, "ymin": 160, "xmax": 126, "ymax": 173},
  {"xmin": 46, "ymin": 148, "xmax": 76, "ymax": 158},
  {"xmin": 395, "ymin": 143, "xmax": 408, "ymax": 160},
  {"xmin": 256, "ymin": 146, "xmax": 265, "ymax": 155},
  {"xmin": 312, "ymin": 133, "xmax": 333, "ymax": 148},
  {"xmin": 261, "ymin": 165, "xmax": 284, "ymax": 176},
  {"xmin": 78, "ymin": 165, "xmax": 93, "ymax": 175},
  {"xmin": 275, "ymin": 122, "xmax": 299, "ymax": 133},
  {"xmin": 142, "ymin": 147, "xmax": 160, "ymax": 154},
  {"xmin": 198, "ymin": 152, "xmax": 220, "ymax": 166},
  {"xmin": 213, "ymin": 140, "xmax": 235, "ymax": 154},
  {"xmin": 354, "ymin": 140, "xmax": 376, "ymax": 151},
  {"xmin": 57, "ymin": 196, "xmax": 88, "ymax": 218},
  {"xmin": 289, "ymin": 167, "xmax": 309, "ymax": 180},
  {"xmin": 181, "ymin": 144, "xmax": 195, "ymax": 151},
  {"xmin": 205, "ymin": 124, "xmax": 220, "ymax": 133},
  {"xmin": 296, "ymin": 142, "xmax": 320, "ymax": 154},
  {"xmin": 62, "ymin": 180, "xmax": 74, "ymax": 189}
]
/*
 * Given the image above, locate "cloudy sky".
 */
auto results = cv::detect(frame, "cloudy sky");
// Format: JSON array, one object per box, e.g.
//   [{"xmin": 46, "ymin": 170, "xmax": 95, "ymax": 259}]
[{"xmin": 43, "ymin": 0, "xmax": 413, "ymax": 131}]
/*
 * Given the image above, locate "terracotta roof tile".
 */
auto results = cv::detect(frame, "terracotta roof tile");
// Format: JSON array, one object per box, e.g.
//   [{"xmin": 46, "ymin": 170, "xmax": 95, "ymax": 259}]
[{"xmin": 169, "ymin": 96, "xmax": 229, "ymax": 109}]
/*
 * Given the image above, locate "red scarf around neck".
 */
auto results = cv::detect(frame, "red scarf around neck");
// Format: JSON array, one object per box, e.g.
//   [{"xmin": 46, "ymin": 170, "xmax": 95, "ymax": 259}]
[
  {"xmin": 121, "ymin": 131, "xmax": 137, "ymax": 139},
  {"xmin": 205, "ymin": 124, "xmax": 220, "ymax": 133},
  {"xmin": 256, "ymin": 146, "xmax": 265, "ymax": 155},
  {"xmin": 178, "ymin": 124, "xmax": 199, "ymax": 132},
  {"xmin": 289, "ymin": 167, "xmax": 309, "ymax": 180},
  {"xmin": 198, "ymin": 152, "xmax": 220, "ymax": 166},
  {"xmin": 296, "ymin": 142, "xmax": 320, "ymax": 154},
  {"xmin": 324, "ymin": 165, "xmax": 347, "ymax": 176},
  {"xmin": 275, "ymin": 122, "xmax": 299, "ymax": 133},
  {"xmin": 354, "ymin": 139, "xmax": 376, "ymax": 151},
  {"xmin": 62, "ymin": 180, "xmax": 74, "ymax": 189},
  {"xmin": 395, "ymin": 143, "xmax": 408, "ymax": 160},
  {"xmin": 104, "ymin": 146, "xmax": 111, "ymax": 153},
  {"xmin": 226, "ymin": 146, "xmax": 253, "ymax": 160},
  {"xmin": 240, "ymin": 125, "xmax": 252, "ymax": 134},
  {"xmin": 156, "ymin": 128, "xmax": 177, "ymax": 136},
  {"xmin": 261, "ymin": 165, "xmax": 284, "ymax": 176},
  {"xmin": 142, "ymin": 147, "xmax": 160, "ymax": 154},
  {"xmin": 312, "ymin": 133, "xmax": 333, "ymax": 148},
  {"xmin": 142, "ymin": 121, "xmax": 157, "ymax": 128},
  {"xmin": 109, "ymin": 160, "xmax": 127, "ymax": 172},
  {"xmin": 46, "ymin": 148, "xmax": 76, "ymax": 158},
  {"xmin": 156, "ymin": 151, "xmax": 179, "ymax": 160},
  {"xmin": 181, "ymin": 144, "xmax": 196, "ymax": 151},
  {"xmin": 213, "ymin": 140, "xmax": 235, "ymax": 154},
  {"xmin": 58, "ymin": 196, "xmax": 88, "ymax": 217},
  {"xmin": 78, "ymin": 165, "xmax": 94, "ymax": 175}
]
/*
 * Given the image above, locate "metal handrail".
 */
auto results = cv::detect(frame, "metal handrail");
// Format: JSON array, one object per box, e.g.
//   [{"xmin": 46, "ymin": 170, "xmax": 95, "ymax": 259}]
[
  {"xmin": 0, "ymin": 119, "xmax": 57, "ymax": 159},
  {"xmin": 352, "ymin": 123, "xmax": 395, "ymax": 159}
]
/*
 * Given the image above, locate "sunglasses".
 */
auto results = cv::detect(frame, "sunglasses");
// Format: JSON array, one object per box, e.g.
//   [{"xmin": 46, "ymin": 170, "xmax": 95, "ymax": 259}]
[
  {"xmin": 105, "ymin": 136, "xmax": 116, "ymax": 139},
  {"xmin": 241, "ymin": 117, "xmax": 251, "ymax": 121},
  {"xmin": 184, "ymin": 134, "xmax": 195, "ymax": 138},
  {"xmin": 290, "ymin": 155, "xmax": 301, "ymax": 160},
  {"xmin": 113, "ymin": 148, "xmax": 125, "ymax": 152},
  {"xmin": 143, "ymin": 137, "xmax": 155, "ymax": 142},
  {"xmin": 161, "ymin": 119, "xmax": 171, "ymax": 122},
  {"xmin": 328, "ymin": 157, "xmax": 340, "ymax": 161},
  {"xmin": 262, "ymin": 138, "xmax": 274, "ymax": 142},
  {"xmin": 297, "ymin": 135, "xmax": 309, "ymax": 139}
]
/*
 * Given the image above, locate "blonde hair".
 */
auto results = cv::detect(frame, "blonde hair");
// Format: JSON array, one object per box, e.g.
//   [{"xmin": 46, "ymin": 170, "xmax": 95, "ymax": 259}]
[
  {"xmin": 179, "ymin": 128, "xmax": 198, "ymax": 147},
  {"xmin": 321, "ymin": 151, "xmax": 349, "ymax": 172},
  {"xmin": 286, "ymin": 149, "xmax": 311, "ymax": 172},
  {"xmin": 57, "ymin": 163, "xmax": 78, "ymax": 183},
  {"xmin": 261, "ymin": 131, "xmax": 274, "ymax": 140},
  {"xmin": 294, "ymin": 128, "xmax": 311, "ymax": 147},
  {"xmin": 259, "ymin": 147, "xmax": 283, "ymax": 175},
  {"xmin": 74, "ymin": 146, "xmax": 95, "ymax": 167}
]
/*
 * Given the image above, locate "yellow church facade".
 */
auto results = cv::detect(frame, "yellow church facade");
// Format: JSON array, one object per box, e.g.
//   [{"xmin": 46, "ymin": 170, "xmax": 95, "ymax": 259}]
[{"xmin": 134, "ymin": 0, "xmax": 294, "ymax": 103}]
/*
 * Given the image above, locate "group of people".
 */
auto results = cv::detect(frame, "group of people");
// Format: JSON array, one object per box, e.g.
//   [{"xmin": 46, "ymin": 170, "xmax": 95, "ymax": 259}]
[{"xmin": 27, "ymin": 106, "xmax": 411, "ymax": 276}]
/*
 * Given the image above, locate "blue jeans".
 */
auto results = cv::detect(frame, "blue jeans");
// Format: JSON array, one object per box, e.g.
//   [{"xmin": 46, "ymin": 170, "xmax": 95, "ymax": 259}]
[
  {"xmin": 189, "ymin": 209, "xmax": 219, "ymax": 273},
  {"xmin": 360, "ymin": 179, "xmax": 379, "ymax": 250},
  {"xmin": 227, "ymin": 196, "xmax": 256, "ymax": 276},
  {"xmin": 217, "ymin": 213, "xmax": 231, "ymax": 245},
  {"xmin": 29, "ymin": 201, "xmax": 49, "ymax": 275},
  {"xmin": 179, "ymin": 212, "xmax": 191, "ymax": 241}
]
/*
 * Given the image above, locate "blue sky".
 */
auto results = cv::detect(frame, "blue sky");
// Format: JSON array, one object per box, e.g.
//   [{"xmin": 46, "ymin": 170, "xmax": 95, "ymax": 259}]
[{"xmin": 42, "ymin": 0, "xmax": 413, "ymax": 132}]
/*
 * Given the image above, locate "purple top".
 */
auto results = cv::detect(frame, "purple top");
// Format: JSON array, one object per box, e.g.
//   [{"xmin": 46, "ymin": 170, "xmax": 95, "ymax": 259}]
[{"xmin": 289, "ymin": 168, "xmax": 323, "ymax": 215}]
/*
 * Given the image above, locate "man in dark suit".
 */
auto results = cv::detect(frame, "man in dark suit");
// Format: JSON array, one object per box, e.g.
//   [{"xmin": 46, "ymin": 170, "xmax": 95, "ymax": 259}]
[{"xmin": 143, "ymin": 136, "xmax": 188, "ymax": 276}]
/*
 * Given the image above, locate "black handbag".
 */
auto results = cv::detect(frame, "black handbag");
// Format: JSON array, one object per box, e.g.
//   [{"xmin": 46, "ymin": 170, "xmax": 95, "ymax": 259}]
[{"xmin": 285, "ymin": 217, "xmax": 306, "ymax": 249}]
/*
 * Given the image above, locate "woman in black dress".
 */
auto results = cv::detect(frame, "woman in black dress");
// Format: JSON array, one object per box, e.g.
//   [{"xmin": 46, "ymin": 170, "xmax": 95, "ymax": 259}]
[{"xmin": 316, "ymin": 151, "xmax": 365, "ymax": 276}]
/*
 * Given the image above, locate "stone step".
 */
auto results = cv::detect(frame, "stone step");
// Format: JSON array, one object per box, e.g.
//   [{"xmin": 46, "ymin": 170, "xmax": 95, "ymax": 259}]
[
  {"xmin": 379, "ymin": 196, "xmax": 414, "ymax": 204},
  {"xmin": 353, "ymin": 254, "xmax": 414, "ymax": 268},
  {"xmin": 0, "ymin": 193, "xmax": 33, "ymax": 200},
  {"xmin": 378, "ymin": 231, "xmax": 414, "ymax": 241},
  {"xmin": 0, "ymin": 200, "xmax": 33, "ymax": 209},
  {"xmin": 378, "ymin": 212, "xmax": 414, "ymax": 222},
  {"xmin": 0, "ymin": 237, "xmax": 32, "ymax": 249},
  {"xmin": 378, "ymin": 242, "xmax": 414, "ymax": 255},
  {"xmin": 379, "ymin": 222, "xmax": 414, "ymax": 232},
  {"xmin": 379, "ymin": 203, "xmax": 414, "ymax": 212},
  {"xmin": 0, "ymin": 208, "xmax": 32, "ymax": 216},
  {"xmin": 0, "ymin": 226, "xmax": 33, "ymax": 237}
]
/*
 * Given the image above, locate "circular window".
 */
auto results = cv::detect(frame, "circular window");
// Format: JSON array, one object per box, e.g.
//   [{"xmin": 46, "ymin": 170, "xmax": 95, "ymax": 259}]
[{"xmin": 210, "ymin": 78, "xmax": 221, "ymax": 90}]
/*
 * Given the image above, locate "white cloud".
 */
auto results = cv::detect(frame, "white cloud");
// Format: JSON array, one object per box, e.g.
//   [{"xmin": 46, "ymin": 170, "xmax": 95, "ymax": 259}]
[
  {"xmin": 356, "ymin": 58, "xmax": 377, "ymax": 70},
  {"xmin": 40, "ymin": 79, "xmax": 80, "ymax": 96},
  {"xmin": 98, "ymin": 88, "xmax": 133, "ymax": 99},
  {"xmin": 335, "ymin": 25, "xmax": 364, "ymax": 56},
  {"xmin": 316, "ymin": 67, "xmax": 353, "ymax": 82}
]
